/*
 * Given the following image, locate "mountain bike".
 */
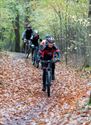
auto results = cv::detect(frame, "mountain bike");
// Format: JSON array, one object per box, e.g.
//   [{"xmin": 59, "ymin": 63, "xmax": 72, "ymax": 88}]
[
  {"xmin": 41, "ymin": 60, "xmax": 52, "ymax": 97},
  {"xmin": 41, "ymin": 60, "xmax": 54, "ymax": 97},
  {"xmin": 24, "ymin": 39, "xmax": 31, "ymax": 58},
  {"xmin": 41, "ymin": 59, "xmax": 59, "ymax": 97}
]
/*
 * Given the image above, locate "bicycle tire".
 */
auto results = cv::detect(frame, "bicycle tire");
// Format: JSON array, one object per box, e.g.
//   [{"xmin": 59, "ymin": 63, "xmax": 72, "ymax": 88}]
[
  {"xmin": 32, "ymin": 50, "xmax": 35, "ymax": 64},
  {"xmin": 46, "ymin": 71, "xmax": 51, "ymax": 97},
  {"xmin": 25, "ymin": 44, "xmax": 28, "ymax": 54},
  {"xmin": 27, "ymin": 48, "xmax": 31, "ymax": 58},
  {"xmin": 47, "ymin": 84, "xmax": 50, "ymax": 97},
  {"xmin": 26, "ymin": 45, "xmax": 31, "ymax": 58}
]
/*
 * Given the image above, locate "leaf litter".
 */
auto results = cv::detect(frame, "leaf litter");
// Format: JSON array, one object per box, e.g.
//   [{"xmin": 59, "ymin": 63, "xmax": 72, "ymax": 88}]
[{"xmin": 0, "ymin": 52, "xmax": 91, "ymax": 125}]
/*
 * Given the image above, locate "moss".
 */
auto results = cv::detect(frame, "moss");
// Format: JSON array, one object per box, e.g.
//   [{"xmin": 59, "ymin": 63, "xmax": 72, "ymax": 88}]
[
  {"xmin": 84, "ymin": 67, "xmax": 91, "ymax": 71},
  {"xmin": 85, "ymin": 65, "xmax": 90, "ymax": 68},
  {"xmin": 88, "ymin": 92, "xmax": 91, "ymax": 105}
]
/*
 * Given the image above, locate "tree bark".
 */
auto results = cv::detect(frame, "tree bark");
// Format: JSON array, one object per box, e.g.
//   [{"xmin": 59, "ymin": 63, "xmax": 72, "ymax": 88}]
[
  {"xmin": 14, "ymin": 12, "xmax": 20, "ymax": 52},
  {"xmin": 87, "ymin": 0, "xmax": 91, "ymax": 66},
  {"xmin": 24, "ymin": 0, "xmax": 30, "ymax": 28}
]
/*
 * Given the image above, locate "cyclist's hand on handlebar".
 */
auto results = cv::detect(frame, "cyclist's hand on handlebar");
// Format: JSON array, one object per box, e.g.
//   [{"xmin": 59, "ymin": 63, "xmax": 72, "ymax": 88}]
[
  {"xmin": 53, "ymin": 58, "xmax": 60, "ymax": 63},
  {"xmin": 31, "ymin": 44, "xmax": 34, "ymax": 47},
  {"xmin": 24, "ymin": 39, "xmax": 27, "ymax": 43}
]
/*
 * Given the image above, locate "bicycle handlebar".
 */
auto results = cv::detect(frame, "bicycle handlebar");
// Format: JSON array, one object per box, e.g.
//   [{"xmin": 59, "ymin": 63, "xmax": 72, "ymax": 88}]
[{"xmin": 41, "ymin": 59, "xmax": 60, "ymax": 63}]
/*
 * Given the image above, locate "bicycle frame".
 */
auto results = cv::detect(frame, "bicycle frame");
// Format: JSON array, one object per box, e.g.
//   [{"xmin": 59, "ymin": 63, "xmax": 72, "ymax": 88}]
[
  {"xmin": 45, "ymin": 63, "xmax": 52, "ymax": 86},
  {"xmin": 42, "ymin": 60, "xmax": 53, "ymax": 97},
  {"xmin": 25, "ymin": 40, "xmax": 31, "ymax": 58}
]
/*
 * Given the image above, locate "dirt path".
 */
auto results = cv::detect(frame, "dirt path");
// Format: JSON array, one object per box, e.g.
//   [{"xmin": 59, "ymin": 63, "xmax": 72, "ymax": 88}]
[{"xmin": 0, "ymin": 52, "xmax": 91, "ymax": 125}]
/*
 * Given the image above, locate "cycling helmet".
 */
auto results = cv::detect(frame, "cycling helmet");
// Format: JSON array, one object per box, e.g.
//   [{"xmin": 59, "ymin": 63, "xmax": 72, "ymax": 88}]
[
  {"xmin": 26, "ymin": 24, "xmax": 31, "ymax": 28},
  {"xmin": 47, "ymin": 37, "xmax": 55, "ymax": 43},
  {"xmin": 34, "ymin": 30, "xmax": 38, "ymax": 34},
  {"xmin": 45, "ymin": 34, "xmax": 51, "ymax": 39}
]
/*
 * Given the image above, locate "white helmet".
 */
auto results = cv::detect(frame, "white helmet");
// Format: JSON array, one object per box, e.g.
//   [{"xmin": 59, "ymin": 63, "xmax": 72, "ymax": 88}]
[{"xmin": 34, "ymin": 30, "xmax": 38, "ymax": 34}]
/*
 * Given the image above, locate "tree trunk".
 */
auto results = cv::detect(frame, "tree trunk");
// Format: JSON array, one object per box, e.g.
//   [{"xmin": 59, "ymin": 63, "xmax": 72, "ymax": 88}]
[
  {"xmin": 14, "ymin": 12, "xmax": 20, "ymax": 52},
  {"xmin": 24, "ymin": 0, "xmax": 30, "ymax": 27},
  {"xmin": 87, "ymin": 0, "xmax": 91, "ymax": 66},
  {"xmin": 65, "ymin": 1, "xmax": 68, "ymax": 65},
  {"xmin": 89, "ymin": 92, "xmax": 91, "ymax": 104}
]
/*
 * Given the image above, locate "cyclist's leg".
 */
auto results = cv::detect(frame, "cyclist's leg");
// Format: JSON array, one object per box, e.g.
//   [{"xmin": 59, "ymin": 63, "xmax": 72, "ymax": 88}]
[
  {"xmin": 51, "ymin": 63, "xmax": 55, "ymax": 80},
  {"xmin": 42, "ymin": 69, "xmax": 46, "ymax": 91}
]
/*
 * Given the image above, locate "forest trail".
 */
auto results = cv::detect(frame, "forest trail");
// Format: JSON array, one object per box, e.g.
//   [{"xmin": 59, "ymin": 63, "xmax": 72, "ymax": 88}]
[{"xmin": 0, "ymin": 52, "xmax": 91, "ymax": 125}]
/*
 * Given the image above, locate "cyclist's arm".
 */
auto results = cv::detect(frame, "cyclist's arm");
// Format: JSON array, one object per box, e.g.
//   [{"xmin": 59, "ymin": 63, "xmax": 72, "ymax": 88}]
[
  {"xmin": 38, "ymin": 49, "xmax": 45, "ymax": 61},
  {"xmin": 54, "ymin": 49, "xmax": 61, "ymax": 61}
]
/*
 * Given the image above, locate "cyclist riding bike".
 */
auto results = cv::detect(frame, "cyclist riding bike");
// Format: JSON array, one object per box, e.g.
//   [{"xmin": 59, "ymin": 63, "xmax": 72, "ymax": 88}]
[
  {"xmin": 30, "ymin": 30, "xmax": 39, "ymax": 60},
  {"xmin": 39, "ymin": 34, "xmax": 50, "ymax": 50},
  {"xmin": 39, "ymin": 36, "xmax": 61, "ymax": 91},
  {"xmin": 22, "ymin": 24, "xmax": 33, "ymax": 52}
]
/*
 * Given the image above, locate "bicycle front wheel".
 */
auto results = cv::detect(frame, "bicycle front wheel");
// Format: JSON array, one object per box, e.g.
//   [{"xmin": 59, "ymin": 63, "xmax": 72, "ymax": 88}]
[
  {"xmin": 46, "ymin": 71, "xmax": 51, "ymax": 97},
  {"xmin": 47, "ymin": 84, "xmax": 50, "ymax": 97}
]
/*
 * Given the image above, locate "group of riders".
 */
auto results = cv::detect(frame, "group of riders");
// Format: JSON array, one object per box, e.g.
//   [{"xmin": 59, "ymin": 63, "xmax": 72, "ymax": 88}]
[{"xmin": 22, "ymin": 24, "xmax": 61, "ymax": 92}]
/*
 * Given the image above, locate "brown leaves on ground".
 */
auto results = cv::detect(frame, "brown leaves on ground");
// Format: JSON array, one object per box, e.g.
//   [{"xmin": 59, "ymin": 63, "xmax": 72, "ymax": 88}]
[{"xmin": 0, "ymin": 52, "xmax": 91, "ymax": 125}]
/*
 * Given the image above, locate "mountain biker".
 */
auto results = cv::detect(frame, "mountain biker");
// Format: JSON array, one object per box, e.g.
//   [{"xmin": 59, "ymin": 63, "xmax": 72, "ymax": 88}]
[
  {"xmin": 39, "ymin": 36, "xmax": 61, "ymax": 91},
  {"xmin": 39, "ymin": 34, "xmax": 50, "ymax": 50},
  {"xmin": 30, "ymin": 30, "xmax": 39, "ymax": 59},
  {"xmin": 22, "ymin": 24, "xmax": 33, "ymax": 52}
]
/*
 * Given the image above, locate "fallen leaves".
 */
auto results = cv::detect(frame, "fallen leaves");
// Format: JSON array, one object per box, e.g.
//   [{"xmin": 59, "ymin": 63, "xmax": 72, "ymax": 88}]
[{"xmin": 0, "ymin": 52, "xmax": 91, "ymax": 125}]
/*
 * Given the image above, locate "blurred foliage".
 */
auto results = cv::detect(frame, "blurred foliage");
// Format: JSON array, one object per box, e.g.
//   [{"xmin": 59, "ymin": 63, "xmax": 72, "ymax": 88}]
[
  {"xmin": 0, "ymin": 0, "xmax": 88, "ymax": 48},
  {"xmin": 0, "ymin": 0, "xmax": 90, "ymax": 66}
]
